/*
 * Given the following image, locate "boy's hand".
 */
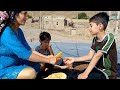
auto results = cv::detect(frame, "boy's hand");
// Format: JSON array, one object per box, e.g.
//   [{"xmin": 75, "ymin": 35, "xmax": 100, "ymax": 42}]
[
  {"xmin": 47, "ymin": 45, "xmax": 52, "ymax": 50},
  {"xmin": 77, "ymin": 72, "xmax": 88, "ymax": 79},
  {"xmin": 63, "ymin": 57, "xmax": 75, "ymax": 65},
  {"xmin": 56, "ymin": 57, "xmax": 62, "ymax": 62},
  {"xmin": 63, "ymin": 57, "xmax": 75, "ymax": 68}
]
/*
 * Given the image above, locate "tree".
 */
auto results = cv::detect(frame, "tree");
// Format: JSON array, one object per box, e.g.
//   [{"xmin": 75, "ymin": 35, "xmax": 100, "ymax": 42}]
[{"xmin": 78, "ymin": 12, "xmax": 89, "ymax": 19}]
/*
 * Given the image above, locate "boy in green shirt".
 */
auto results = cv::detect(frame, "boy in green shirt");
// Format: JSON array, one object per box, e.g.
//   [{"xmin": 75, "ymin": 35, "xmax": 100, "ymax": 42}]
[{"xmin": 64, "ymin": 12, "xmax": 118, "ymax": 79}]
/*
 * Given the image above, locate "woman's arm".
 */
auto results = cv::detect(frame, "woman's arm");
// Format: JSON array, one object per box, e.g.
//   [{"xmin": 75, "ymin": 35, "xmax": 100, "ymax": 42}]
[
  {"xmin": 28, "ymin": 50, "xmax": 56, "ymax": 65},
  {"xmin": 32, "ymin": 50, "xmax": 47, "ymax": 58}
]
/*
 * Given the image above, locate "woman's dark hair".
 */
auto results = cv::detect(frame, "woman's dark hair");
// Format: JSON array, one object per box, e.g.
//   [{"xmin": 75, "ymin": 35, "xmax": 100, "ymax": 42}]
[
  {"xmin": 0, "ymin": 11, "xmax": 21, "ymax": 37},
  {"xmin": 39, "ymin": 31, "xmax": 51, "ymax": 41}
]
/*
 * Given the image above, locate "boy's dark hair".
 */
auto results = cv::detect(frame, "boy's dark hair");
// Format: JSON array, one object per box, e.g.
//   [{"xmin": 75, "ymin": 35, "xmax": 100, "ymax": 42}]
[
  {"xmin": 89, "ymin": 12, "xmax": 109, "ymax": 30},
  {"xmin": 39, "ymin": 31, "xmax": 51, "ymax": 41}
]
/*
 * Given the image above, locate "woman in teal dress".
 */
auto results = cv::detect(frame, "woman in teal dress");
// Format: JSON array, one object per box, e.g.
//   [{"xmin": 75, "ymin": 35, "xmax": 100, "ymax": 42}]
[{"xmin": 0, "ymin": 11, "xmax": 57, "ymax": 79}]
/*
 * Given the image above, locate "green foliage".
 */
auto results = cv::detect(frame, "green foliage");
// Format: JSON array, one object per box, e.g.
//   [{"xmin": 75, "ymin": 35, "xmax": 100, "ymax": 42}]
[
  {"xmin": 78, "ymin": 12, "xmax": 89, "ymax": 19},
  {"xmin": 27, "ymin": 14, "xmax": 33, "ymax": 18}
]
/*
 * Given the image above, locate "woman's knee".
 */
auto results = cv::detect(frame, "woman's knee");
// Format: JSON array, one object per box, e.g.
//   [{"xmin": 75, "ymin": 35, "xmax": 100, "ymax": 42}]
[{"xmin": 17, "ymin": 67, "xmax": 37, "ymax": 79}]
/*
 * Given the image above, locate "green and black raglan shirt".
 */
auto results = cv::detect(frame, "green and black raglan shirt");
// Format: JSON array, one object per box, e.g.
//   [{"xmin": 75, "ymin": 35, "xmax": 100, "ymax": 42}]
[{"xmin": 91, "ymin": 33, "xmax": 118, "ymax": 79}]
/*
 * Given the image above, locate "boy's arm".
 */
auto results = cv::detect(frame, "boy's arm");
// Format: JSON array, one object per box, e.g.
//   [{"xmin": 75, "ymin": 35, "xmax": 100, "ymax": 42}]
[
  {"xmin": 47, "ymin": 45, "xmax": 54, "ymax": 56},
  {"xmin": 75, "ymin": 50, "xmax": 95, "ymax": 62},
  {"xmin": 64, "ymin": 50, "xmax": 95, "ymax": 66},
  {"xmin": 78, "ymin": 51, "xmax": 103, "ymax": 79}
]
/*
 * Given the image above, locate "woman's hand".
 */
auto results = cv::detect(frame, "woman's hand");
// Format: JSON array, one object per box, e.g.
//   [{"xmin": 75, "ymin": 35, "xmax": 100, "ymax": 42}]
[
  {"xmin": 77, "ymin": 72, "xmax": 88, "ymax": 79},
  {"xmin": 48, "ymin": 56, "xmax": 57, "ymax": 65},
  {"xmin": 48, "ymin": 55, "xmax": 61, "ymax": 64}
]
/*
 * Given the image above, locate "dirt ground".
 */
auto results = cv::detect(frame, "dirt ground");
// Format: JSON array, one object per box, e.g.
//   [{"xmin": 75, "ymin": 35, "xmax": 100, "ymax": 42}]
[
  {"xmin": 21, "ymin": 20, "xmax": 120, "ymax": 46},
  {"xmin": 20, "ymin": 18, "xmax": 93, "ymax": 44}
]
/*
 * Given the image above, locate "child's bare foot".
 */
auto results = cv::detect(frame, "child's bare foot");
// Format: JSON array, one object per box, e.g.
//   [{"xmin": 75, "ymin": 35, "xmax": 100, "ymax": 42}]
[
  {"xmin": 54, "ymin": 65, "xmax": 69, "ymax": 69},
  {"xmin": 58, "ymin": 65, "xmax": 69, "ymax": 69}
]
